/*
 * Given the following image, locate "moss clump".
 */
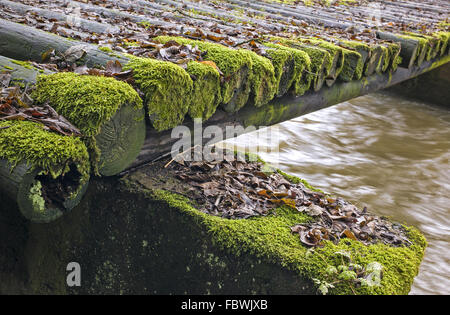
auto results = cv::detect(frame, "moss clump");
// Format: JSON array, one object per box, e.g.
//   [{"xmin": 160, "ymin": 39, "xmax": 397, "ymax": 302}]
[
  {"xmin": 296, "ymin": 36, "xmax": 345, "ymax": 78},
  {"xmin": 0, "ymin": 120, "xmax": 90, "ymax": 189},
  {"xmin": 378, "ymin": 45, "xmax": 391, "ymax": 73},
  {"xmin": 337, "ymin": 39, "xmax": 371, "ymax": 79},
  {"xmin": 269, "ymin": 37, "xmax": 333, "ymax": 90},
  {"xmin": 153, "ymin": 36, "xmax": 253, "ymax": 111},
  {"xmin": 339, "ymin": 48, "xmax": 363, "ymax": 81},
  {"xmin": 263, "ymin": 42, "xmax": 312, "ymax": 96},
  {"xmin": 264, "ymin": 47, "xmax": 293, "ymax": 96},
  {"xmin": 238, "ymin": 49, "xmax": 277, "ymax": 107},
  {"xmin": 33, "ymin": 73, "xmax": 143, "ymax": 137},
  {"xmin": 185, "ymin": 61, "xmax": 222, "ymax": 120},
  {"xmin": 385, "ymin": 42, "xmax": 402, "ymax": 71},
  {"xmin": 434, "ymin": 31, "xmax": 450, "ymax": 56},
  {"xmin": 123, "ymin": 56, "xmax": 193, "ymax": 131},
  {"xmin": 33, "ymin": 73, "xmax": 143, "ymax": 173}
]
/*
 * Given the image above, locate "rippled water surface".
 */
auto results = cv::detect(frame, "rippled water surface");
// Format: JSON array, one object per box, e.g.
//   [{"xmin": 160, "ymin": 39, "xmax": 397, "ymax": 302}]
[{"xmin": 224, "ymin": 92, "xmax": 450, "ymax": 295}]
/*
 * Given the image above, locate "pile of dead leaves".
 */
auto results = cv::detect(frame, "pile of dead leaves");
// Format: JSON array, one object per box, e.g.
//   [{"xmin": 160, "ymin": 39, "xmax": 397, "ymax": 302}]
[
  {"xmin": 167, "ymin": 152, "xmax": 309, "ymax": 219},
  {"xmin": 166, "ymin": 151, "xmax": 411, "ymax": 248},
  {"xmin": 290, "ymin": 198, "xmax": 412, "ymax": 247},
  {"xmin": 0, "ymin": 74, "xmax": 81, "ymax": 136}
]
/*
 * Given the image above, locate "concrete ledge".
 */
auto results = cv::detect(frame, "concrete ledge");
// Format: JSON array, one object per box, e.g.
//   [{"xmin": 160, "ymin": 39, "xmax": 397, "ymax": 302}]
[{"xmin": 0, "ymin": 162, "xmax": 426, "ymax": 295}]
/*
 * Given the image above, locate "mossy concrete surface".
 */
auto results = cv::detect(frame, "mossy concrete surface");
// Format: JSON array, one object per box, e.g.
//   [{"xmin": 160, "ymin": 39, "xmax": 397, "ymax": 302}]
[{"xmin": 0, "ymin": 161, "xmax": 426, "ymax": 295}]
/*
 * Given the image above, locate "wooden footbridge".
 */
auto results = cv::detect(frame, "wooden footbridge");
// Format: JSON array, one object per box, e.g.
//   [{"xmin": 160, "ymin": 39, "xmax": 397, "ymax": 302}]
[
  {"xmin": 0, "ymin": 0, "xmax": 446, "ymax": 295},
  {"xmin": 0, "ymin": 0, "xmax": 449, "ymax": 221}
]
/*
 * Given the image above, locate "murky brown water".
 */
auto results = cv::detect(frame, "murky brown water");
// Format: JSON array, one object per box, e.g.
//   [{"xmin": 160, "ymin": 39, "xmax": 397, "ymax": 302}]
[{"xmin": 223, "ymin": 92, "xmax": 450, "ymax": 295}]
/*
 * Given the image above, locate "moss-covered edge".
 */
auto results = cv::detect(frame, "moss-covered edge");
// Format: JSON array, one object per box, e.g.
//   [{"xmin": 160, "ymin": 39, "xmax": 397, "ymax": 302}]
[
  {"xmin": 122, "ymin": 158, "xmax": 426, "ymax": 295},
  {"xmin": 33, "ymin": 73, "xmax": 143, "ymax": 137},
  {"xmin": 32, "ymin": 72, "xmax": 143, "ymax": 172}
]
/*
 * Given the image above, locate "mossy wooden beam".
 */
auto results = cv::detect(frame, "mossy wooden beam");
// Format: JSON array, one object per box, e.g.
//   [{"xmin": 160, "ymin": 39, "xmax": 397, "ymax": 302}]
[
  {"xmin": 32, "ymin": 72, "xmax": 146, "ymax": 176},
  {"xmin": 295, "ymin": 36, "xmax": 366, "ymax": 84},
  {"xmin": 268, "ymin": 37, "xmax": 332, "ymax": 92},
  {"xmin": 376, "ymin": 31, "xmax": 420, "ymax": 68},
  {"xmin": 221, "ymin": 0, "xmax": 355, "ymax": 29},
  {"xmin": 0, "ymin": 56, "xmax": 52, "ymax": 85},
  {"xmin": 0, "ymin": 19, "xmax": 131, "ymax": 67},
  {"xmin": 153, "ymin": 36, "xmax": 257, "ymax": 112},
  {"xmin": 0, "ymin": 120, "xmax": 90, "ymax": 223},
  {"xmin": 294, "ymin": 37, "xmax": 342, "ymax": 87},
  {"xmin": 263, "ymin": 42, "xmax": 312, "ymax": 97},
  {"xmin": 129, "ymin": 54, "xmax": 450, "ymax": 169},
  {"xmin": 0, "ymin": 55, "xmax": 146, "ymax": 177},
  {"xmin": 0, "ymin": 20, "xmax": 204, "ymax": 132}
]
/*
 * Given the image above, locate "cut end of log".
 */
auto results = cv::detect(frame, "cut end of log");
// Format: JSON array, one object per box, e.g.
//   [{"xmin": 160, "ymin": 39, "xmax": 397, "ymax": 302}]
[
  {"xmin": 96, "ymin": 104, "xmax": 147, "ymax": 177},
  {"xmin": 1, "ymin": 161, "xmax": 89, "ymax": 223}
]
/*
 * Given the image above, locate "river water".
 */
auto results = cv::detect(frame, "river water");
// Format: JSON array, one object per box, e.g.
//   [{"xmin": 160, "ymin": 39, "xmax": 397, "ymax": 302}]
[{"xmin": 223, "ymin": 92, "xmax": 450, "ymax": 295}]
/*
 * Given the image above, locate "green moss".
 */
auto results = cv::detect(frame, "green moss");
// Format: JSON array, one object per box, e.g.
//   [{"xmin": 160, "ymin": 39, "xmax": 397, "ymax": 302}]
[
  {"xmin": 337, "ymin": 39, "xmax": 371, "ymax": 79},
  {"xmin": 2, "ymin": 65, "xmax": 13, "ymax": 70},
  {"xmin": 276, "ymin": 169, "xmax": 323, "ymax": 193},
  {"xmin": 264, "ymin": 47, "xmax": 293, "ymax": 96},
  {"xmin": 269, "ymin": 37, "xmax": 331, "ymax": 90},
  {"xmin": 302, "ymin": 39, "xmax": 366, "ymax": 82},
  {"xmin": 121, "ymin": 151, "xmax": 426, "ymax": 295},
  {"xmin": 296, "ymin": 37, "xmax": 345, "ymax": 78},
  {"xmin": 153, "ymin": 36, "xmax": 253, "ymax": 110},
  {"xmin": 139, "ymin": 182, "xmax": 425, "ymax": 295},
  {"xmin": 267, "ymin": 47, "xmax": 295, "ymax": 96},
  {"xmin": 379, "ymin": 45, "xmax": 390, "ymax": 73},
  {"xmin": 386, "ymin": 42, "xmax": 402, "ymax": 71},
  {"xmin": 339, "ymin": 48, "xmax": 363, "ymax": 81},
  {"xmin": 99, "ymin": 46, "xmax": 113, "ymax": 53},
  {"xmin": 263, "ymin": 42, "xmax": 312, "ymax": 96},
  {"xmin": 434, "ymin": 31, "xmax": 450, "ymax": 56},
  {"xmin": 122, "ymin": 56, "xmax": 192, "ymax": 131},
  {"xmin": 33, "ymin": 73, "xmax": 142, "ymax": 137},
  {"xmin": 29, "ymin": 180, "xmax": 46, "ymax": 213},
  {"xmin": 238, "ymin": 49, "xmax": 277, "ymax": 107},
  {"xmin": 11, "ymin": 59, "xmax": 34, "ymax": 70},
  {"xmin": 32, "ymin": 73, "xmax": 143, "ymax": 173},
  {"xmin": 0, "ymin": 120, "xmax": 90, "ymax": 188},
  {"xmin": 185, "ymin": 61, "xmax": 222, "ymax": 120}
]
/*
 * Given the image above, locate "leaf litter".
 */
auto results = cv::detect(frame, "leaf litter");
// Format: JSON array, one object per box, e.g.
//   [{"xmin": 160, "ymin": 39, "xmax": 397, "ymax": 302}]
[
  {"xmin": 159, "ymin": 150, "xmax": 412, "ymax": 248},
  {"xmin": 0, "ymin": 72, "xmax": 81, "ymax": 136}
]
